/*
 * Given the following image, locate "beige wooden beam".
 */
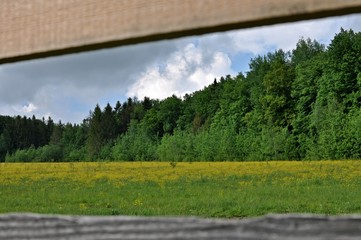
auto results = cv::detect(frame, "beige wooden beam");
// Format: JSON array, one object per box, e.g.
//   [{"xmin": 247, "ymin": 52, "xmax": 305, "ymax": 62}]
[{"xmin": 1, "ymin": 0, "xmax": 361, "ymax": 64}]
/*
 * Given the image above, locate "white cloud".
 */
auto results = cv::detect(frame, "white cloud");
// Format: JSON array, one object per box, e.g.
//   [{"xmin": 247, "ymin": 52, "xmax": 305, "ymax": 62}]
[
  {"xmin": 228, "ymin": 19, "xmax": 332, "ymax": 54},
  {"xmin": 127, "ymin": 43, "xmax": 235, "ymax": 100},
  {"xmin": 197, "ymin": 13, "xmax": 361, "ymax": 57},
  {"xmin": 19, "ymin": 103, "xmax": 38, "ymax": 113},
  {"xmin": 0, "ymin": 102, "xmax": 39, "ymax": 117}
]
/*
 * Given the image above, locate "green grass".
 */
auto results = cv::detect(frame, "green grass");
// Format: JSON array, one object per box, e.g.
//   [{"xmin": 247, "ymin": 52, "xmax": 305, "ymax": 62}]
[{"xmin": 1, "ymin": 176, "xmax": 361, "ymax": 217}]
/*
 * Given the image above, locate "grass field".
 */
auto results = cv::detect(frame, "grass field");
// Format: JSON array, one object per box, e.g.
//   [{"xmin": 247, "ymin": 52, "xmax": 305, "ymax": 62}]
[{"xmin": 1, "ymin": 161, "xmax": 361, "ymax": 217}]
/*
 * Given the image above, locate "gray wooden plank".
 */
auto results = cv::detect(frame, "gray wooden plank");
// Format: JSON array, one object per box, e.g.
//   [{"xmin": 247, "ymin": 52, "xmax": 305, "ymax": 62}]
[{"xmin": 1, "ymin": 213, "xmax": 361, "ymax": 239}]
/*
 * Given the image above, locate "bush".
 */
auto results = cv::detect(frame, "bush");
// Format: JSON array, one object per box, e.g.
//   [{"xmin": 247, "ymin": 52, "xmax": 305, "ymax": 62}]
[
  {"xmin": 157, "ymin": 131, "xmax": 196, "ymax": 162},
  {"xmin": 112, "ymin": 122, "xmax": 158, "ymax": 161},
  {"xmin": 5, "ymin": 144, "xmax": 63, "ymax": 162},
  {"xmin": 66, "ymin": 147, "xmax": 87, "ymax": 162},
  {"xmin": 5, "ymin": 146, "xmax": 37, "ymax": 162},
  {"xmin": 40, "ymin": 144, "xmax": 63, "ymax": 162}
]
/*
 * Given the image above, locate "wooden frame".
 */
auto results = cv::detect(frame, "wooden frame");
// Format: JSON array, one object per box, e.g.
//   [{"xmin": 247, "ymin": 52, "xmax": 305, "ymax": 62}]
[
  {"xmin": 1, "ymin": 0, "xmax": 360, "ymax": 64},
  {"xmin": 1, "ymin": 1, "xmax": 361, "ymax": 238}
]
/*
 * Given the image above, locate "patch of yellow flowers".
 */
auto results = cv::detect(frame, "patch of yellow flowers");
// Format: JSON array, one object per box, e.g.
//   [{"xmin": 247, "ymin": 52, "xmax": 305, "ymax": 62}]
[{"xmin": 0, "ymin": 160, "xmax": 360, "ymax": 186}]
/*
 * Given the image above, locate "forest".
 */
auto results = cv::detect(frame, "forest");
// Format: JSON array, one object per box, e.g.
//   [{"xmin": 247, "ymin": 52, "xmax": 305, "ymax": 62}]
[{"xmin": 1, "ymin": 28, "xmax": 360, "ymax": 162}]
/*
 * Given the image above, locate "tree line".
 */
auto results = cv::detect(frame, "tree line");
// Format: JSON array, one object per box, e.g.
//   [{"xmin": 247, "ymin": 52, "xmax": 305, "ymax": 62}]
[{"xmin": 1, "ymin": 28, "xmax": 360, "ymax": 162}]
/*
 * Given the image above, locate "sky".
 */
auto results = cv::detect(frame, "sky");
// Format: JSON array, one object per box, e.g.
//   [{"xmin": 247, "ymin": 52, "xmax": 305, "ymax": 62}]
[{"xmin": 0, "ymin": 14, "xmax": 360, "ymax": 124}]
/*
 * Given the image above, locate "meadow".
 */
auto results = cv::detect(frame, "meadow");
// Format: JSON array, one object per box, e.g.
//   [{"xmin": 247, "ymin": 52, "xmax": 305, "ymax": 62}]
[{"xmin": 1, "ymin": 161, "xmax": 361, "ymax": 217}]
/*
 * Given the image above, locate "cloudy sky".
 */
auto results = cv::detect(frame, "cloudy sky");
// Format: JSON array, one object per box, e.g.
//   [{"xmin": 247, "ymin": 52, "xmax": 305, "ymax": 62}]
[{"xmin": 0, "ymin": 14, "xmax": 360, "ymax": 124}]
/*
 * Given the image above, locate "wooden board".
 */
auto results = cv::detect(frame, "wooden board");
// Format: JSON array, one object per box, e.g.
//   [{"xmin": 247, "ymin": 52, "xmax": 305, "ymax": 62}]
[
  {"xmin": 1, "ymin": 0, "xmax": 361, "ymax": 64},
  {"xmin": 1, "ymin": 213, "xmax": 361, "ymax": 239}
]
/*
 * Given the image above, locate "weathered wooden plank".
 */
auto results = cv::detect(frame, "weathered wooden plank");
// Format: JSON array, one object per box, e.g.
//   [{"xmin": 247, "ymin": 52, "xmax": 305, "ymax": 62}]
[
  {"xmin": 1, "ymin": 0, "xmax": 361, "ymax": 64},
  {"xmin": 1, "ymin": 213, "xmax": 361, "ymax": 239}
]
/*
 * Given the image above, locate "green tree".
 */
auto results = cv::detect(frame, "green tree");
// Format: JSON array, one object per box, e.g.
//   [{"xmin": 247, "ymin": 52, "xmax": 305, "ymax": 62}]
[
  {"xmin": 291, "ymin": 54, "xmax": 325, "ymax": 158},
  {"xmin": 321, "ymin": 29, "xmax": 361, "ymax": 107},
  {"xmin": 157, "ymin": 95, "xmax": 182, "ymax": 135},
  {"xmin": 0, "ymin": 130, "xmax": 11, "ymax": 161},
  {"xmin": 260, "ymin": 50, "xmax": 295, "ymax": 127},
  {"xmin": 101, "ymin": 103, "xmax": 117, "ymax": 141},
  {"xmin": 87, "ymin": 104, "xmax": 103, "ymax": 159},
  {"xmin": 291, "ymin": 38, "xmax": 325, "ymax": 66}
]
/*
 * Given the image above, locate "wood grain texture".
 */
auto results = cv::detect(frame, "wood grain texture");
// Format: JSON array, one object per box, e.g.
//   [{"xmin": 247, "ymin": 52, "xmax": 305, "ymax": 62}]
[
  {"xmin": 1, "ymin": 0, "xmax": 361, "ymax": 64},
  {"xmin": 1, "ymin": 213, "xmax": 361, "ymax": 239}
]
